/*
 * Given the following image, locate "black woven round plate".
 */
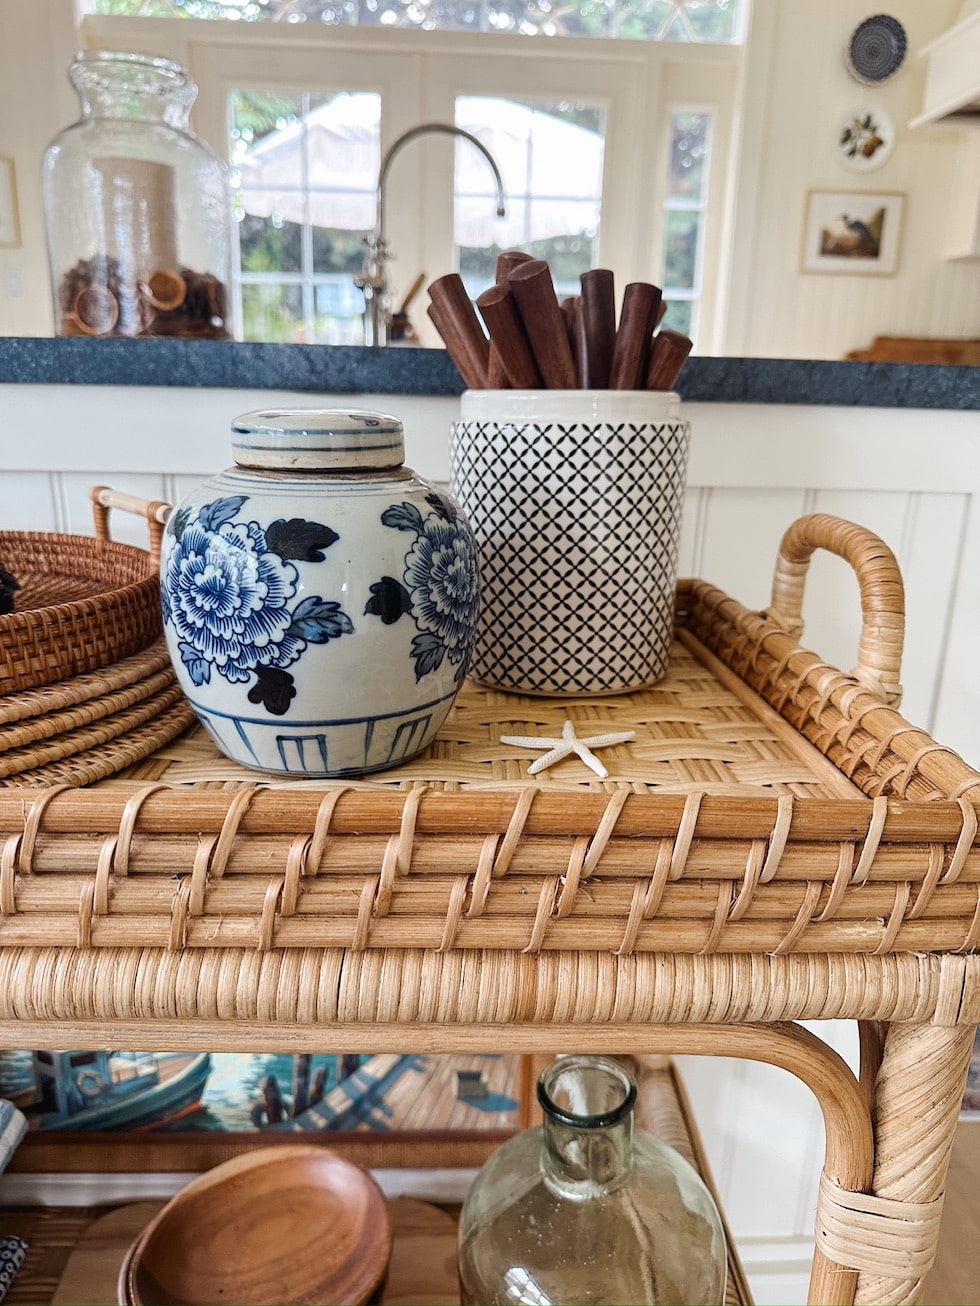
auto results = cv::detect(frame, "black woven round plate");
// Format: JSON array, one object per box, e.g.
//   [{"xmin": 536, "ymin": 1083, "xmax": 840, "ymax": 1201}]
[{"xmin": 846, "ymin": 14, "xmax": 908, "ymax": 85}]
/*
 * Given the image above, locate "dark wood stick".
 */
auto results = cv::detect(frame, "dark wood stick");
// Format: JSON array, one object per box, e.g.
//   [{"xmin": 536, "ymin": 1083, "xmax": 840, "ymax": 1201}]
[
  {"xmin": 496, "ymin": 251, "xmax": 534, "ymax": 282},
  {"xmin": 475, "ymin": 283, "xmax": 543, "ymax": 389},
  {"xmin": 609, "ymin": 282, "xmax": 663, "ymax": 389},
  {"xmin": 427, "ymin": 299, "xmax": 487, "ymax": 390},
  {"xmin": 427, "ymin": 273, "xmax": 490, "ymax": 388},
  {"xmin": 487, "ymin": 341, "xmax": 511, "ymax": 389},
  {"xmin": 506, "ymin": 259, "xmax": 578, "ymax": 389},
  {"xmin": 578, "ymin": 268, "xmax": 616, "ymax": 389},
  {"xmin": 647, "ymin": 328, "xmax": 694, "ymax": 391},
  {"xmin": 656, "ymin": 298, "xmax": 669, "ymax": 327},
  {"xmin": 559, "ymin": 297, "xmax": 582, "ymax": 388}
]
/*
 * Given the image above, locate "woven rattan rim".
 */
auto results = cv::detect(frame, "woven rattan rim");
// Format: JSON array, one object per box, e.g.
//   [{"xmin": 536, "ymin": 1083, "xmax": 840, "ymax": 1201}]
[
  {"xmin": 0, "ymin": 531, "xmax": 161, "ymax": 695},
  {"xmin": 0, "ymin": 697, "xmax": 196, "ymax": 788},
  {"xmin": 0, "ymin": 683, "xmax": 187, "ymax": 779},
  {"xmin": 0, "ymin": 665, "xmax": 178, "ymax": 755},
  {"xmin": 0, "ymin": 637, "xmax": 171, "ymax": 725}
]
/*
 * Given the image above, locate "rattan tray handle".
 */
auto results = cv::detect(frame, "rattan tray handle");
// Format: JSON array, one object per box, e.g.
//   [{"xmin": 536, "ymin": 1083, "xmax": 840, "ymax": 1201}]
[
  {"xmin": 89, "ymin": 486, "xmax": 171, "ymax": 570},
  {"xmin": 767, "ymin": 513, "xmax": 905, "ymax": 706}
]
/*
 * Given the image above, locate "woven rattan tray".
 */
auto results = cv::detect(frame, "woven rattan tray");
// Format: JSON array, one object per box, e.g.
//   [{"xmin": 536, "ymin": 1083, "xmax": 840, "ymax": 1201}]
[
  {"xmin": 0, "ymin": 488, "xmax": 169, "ymax": 696},
  {"xmin": 2, "ymin": 512, "xmax": 978, "ymax": 961},
  {"xmin": 0, "ymin": 640, "xmax": 172, "ymax": 726},
  {"xmin": 1, "ymin": 513, "xmax": 978, "ymax": 1306}
]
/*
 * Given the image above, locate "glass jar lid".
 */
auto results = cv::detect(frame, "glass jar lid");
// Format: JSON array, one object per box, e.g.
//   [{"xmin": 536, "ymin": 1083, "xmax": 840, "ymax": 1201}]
[{"xmin": 231, "ymin": 409, "xmax": 405, "ymax": 471}]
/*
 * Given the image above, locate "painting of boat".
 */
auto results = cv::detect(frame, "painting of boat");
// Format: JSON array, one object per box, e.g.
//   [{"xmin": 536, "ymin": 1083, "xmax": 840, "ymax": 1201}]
[
  {"xmin": 249, "ymin": 1053, "xmax": 521, "ymax": 1134},
  {"xmin": 17, "ymin": 1050, "xmax": 212, "ymax": 1131},
  {"xmin": 0, "ymin": 1049, "xmax": 525, "ymax": 1135},
  {"xmin": 253, "ymin": 1054, "xmax": 423, "ymax": 1131}
]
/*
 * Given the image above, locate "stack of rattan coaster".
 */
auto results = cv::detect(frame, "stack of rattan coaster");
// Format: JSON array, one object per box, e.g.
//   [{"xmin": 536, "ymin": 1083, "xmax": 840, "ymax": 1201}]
[{"xmin": 0, "ymin": 529, "xmax": 195, "ymax": 787}]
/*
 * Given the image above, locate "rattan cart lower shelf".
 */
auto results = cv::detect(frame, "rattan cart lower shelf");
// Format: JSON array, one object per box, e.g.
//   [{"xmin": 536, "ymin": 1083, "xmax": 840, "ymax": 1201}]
[
  {"xmin": 0, "ymin": 514, "xmax": 978, "ymax": 1306},
  {"xmin": 3, "ymin": 1062, "xmax": 748, "ymax": 1306}
]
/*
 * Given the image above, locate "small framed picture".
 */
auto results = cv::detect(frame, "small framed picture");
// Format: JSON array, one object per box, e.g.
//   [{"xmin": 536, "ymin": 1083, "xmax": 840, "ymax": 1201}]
[
  {"xmin": 801, "ymin": 189, "xmax": 905, "ymax": 275},
  {"xmin": 0, "ymin": 157, "xmax": 20, "ymax": 249}
]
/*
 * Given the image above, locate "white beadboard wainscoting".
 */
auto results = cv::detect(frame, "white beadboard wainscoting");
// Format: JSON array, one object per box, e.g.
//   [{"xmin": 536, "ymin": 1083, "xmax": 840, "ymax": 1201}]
[{"xmin": 1, "ymin": 382, "xmax": 977, "ymax": 1303}]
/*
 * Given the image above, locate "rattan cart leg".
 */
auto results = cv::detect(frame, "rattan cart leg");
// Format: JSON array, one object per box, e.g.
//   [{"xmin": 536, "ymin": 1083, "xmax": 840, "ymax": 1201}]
[
  {"xmin": 627, "ymin": 1022, "xmax": 964, "ymax": 1306},
  {"xmin": 626, "ymin": 1023, "xmax": 876, "ymax": 1306},
  {"xmin": 847, "ymin": 1020, "xmax": 978, "ymax": 1306},
  {"xmin": 858, "ymin": 1020, "xmax": 887, "ymax": 1109}
]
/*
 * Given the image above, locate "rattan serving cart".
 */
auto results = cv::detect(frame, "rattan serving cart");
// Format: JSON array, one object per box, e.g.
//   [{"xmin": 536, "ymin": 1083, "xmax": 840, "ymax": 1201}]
[{"xmin": 1, "ymin": 512, "xmax": 978, "ymax": 1306}]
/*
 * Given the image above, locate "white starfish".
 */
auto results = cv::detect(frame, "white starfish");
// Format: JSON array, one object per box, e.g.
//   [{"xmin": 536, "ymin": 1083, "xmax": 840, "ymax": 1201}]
[{"xmin": 500, "ymin": 719, "xmax": 636, "ymax": 778}]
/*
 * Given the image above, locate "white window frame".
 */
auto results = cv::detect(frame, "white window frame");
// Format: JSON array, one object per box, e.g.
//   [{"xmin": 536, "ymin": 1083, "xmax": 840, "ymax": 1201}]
[
  {"xmin": 652, "ymin": 59, "xmax": 740, "ymax": 354},
  {"xmin": 80, "ymin": 15, "xmax": 742, "ymax": 351}
]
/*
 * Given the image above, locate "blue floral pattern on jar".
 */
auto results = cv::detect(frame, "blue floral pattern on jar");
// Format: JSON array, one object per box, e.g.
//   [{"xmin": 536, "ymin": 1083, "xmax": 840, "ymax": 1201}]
[
  {"xmin": 163, "ymin": 489, "xmax": 479, "ymax": 718},
  {"xmin": 162, "ymin": 495, "xmax": 353, "ymax": 716},
  {"xmin": 366, "ymin": 491, "xmax": 479, "ymax": 683}
]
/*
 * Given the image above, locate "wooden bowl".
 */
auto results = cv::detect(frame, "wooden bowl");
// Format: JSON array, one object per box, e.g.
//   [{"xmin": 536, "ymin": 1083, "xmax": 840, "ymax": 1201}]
[
  {"xmin": 127, "ymin": 1145, "xmax": 393, "ymax": 1305},
  {"xmin": 118, "ymin": 1227, "xmax": 145, "ymax": 1304}
]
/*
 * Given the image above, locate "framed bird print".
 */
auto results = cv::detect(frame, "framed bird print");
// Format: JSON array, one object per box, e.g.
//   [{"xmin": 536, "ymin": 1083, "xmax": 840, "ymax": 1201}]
[{"xmin": 800, "ymin": 189, "xmax": 905, "ymax": 275}]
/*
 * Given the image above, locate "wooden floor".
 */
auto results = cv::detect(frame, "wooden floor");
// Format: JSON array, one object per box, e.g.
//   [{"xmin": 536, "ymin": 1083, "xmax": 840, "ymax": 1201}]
[{"xmin": 921, "ymin": 1120, "xmax": 980, "ymax": 1305}]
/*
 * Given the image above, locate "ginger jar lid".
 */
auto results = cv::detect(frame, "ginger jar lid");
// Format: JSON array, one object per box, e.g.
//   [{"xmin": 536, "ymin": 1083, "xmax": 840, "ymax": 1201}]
[{"xmin": 231, "ymin": 409, "xmax": 405, "ymax": 471}]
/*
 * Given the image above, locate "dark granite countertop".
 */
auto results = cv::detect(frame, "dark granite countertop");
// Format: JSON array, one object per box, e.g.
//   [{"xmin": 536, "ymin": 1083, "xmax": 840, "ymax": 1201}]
[{"xmin": 0, "ymin": 337, "xmax": 976, "ymax": 409}]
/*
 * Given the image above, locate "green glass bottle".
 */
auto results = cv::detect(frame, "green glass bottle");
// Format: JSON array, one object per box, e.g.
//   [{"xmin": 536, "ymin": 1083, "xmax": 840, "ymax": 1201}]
[{"xmin": 457, "ymin": 1055, "xmax": 727, "ymax": 1305}]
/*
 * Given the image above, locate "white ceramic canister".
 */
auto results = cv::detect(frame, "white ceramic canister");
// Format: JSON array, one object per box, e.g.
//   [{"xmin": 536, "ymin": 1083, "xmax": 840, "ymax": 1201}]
[
  {"xmin": 161, "ymin": 409, "xmax": 479, "ymax": 776},
  {"xmin": 449, "ymin": 389, "xmax": 690, "ymax": 696}
]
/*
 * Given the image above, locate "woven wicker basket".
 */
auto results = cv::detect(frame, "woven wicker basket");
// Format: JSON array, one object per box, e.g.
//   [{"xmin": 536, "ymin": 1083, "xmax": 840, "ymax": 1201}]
[{"xmin": 0, "ymin": 488, "xmax": 169, "ymax": 695}]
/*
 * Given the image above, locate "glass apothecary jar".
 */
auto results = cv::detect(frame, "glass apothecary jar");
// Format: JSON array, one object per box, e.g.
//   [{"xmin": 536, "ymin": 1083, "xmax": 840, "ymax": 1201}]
[
  {"xmin": 457, "ymin": 1055, "xmax": 727, "ymax": 1305},
  {"xmin": 42, "ymin": 50, "xmax": 232, "ymax": 339}
]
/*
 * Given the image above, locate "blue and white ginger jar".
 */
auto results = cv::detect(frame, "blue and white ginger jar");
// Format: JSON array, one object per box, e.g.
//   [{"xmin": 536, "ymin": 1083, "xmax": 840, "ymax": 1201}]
[{"xmin": 161, "ymin": 408, "xmax": 479, "ymax": 776}]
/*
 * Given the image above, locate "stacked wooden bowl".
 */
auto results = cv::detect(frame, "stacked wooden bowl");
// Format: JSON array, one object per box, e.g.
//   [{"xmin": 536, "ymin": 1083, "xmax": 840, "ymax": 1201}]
[
  {"xmin": 118, "ymin": 1146, "xmax": 393, "ymax": 1306},
  {"xmin": 0, "ymin": 490, "xmax": 195, "ymax": 786}
]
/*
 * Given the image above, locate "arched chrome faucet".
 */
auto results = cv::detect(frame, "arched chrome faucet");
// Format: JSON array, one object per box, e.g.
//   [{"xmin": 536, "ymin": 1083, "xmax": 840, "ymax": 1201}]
[{"xmin": 355, "ymin": 122, "xmax": 507, "ymax": 347}]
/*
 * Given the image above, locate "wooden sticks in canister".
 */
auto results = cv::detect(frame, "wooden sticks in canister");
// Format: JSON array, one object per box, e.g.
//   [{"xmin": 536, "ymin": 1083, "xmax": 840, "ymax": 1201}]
[{"xmin": 427, "ymin": 256, "xmax": 692, "ymax": 391}]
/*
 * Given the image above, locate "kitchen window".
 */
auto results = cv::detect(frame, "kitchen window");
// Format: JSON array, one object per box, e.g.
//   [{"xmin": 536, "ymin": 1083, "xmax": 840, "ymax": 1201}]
[
  {"xmin": 85, "ymin": 0, "xmax": 747, "ymax": 44},
  {"xmin": 232, "ymin": 89, "xmax": 381, "ymax": 343},
  {"xmin": 454, "ymin": 97, "xmax": 606, "ymax": 304},
  {"xmin": 80, "ymin": 9, "xmax": 743, "ymax": 350},
  {"xmin": 661, "ymin": 110, "xmax": 712, "ymax": 340}
]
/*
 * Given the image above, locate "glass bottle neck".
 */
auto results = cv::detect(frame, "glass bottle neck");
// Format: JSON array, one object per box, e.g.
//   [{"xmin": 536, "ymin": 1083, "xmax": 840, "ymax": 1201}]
[
  {"xmin": 537, "ymin": 1055, "xmax": 637, "ymax": 1196},
  {"xmin": 541, "ymin": 1111, "xmax": 634, "ymax": 1194}
]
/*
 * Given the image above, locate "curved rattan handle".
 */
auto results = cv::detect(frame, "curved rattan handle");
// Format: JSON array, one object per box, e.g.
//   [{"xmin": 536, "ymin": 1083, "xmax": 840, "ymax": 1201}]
[
  {"xmin": 767, "ymin": 513, "xmax": 905, "ymax": 706},
  {"xmin": 89, "ymin": 485, "xmax": 172, "ymax": 571}
]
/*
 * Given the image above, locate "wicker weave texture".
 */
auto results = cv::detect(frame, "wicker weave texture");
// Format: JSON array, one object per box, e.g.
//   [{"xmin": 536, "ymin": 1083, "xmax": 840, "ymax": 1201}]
[
  {"xmin": 0, "ymin": 531, "xmax": 161, "ymax": 695},
  {"xmin": 0, "ymin": 699, "xmax": 196, "ymax": 789},
  {"xmin": 0, "ymin": 639, "xmax": 172, "ymax": 726},
  {"xmin": 0, "ymin": 947, "xmax": 973, "ymax": 1034},
  {"xmin": 1, "ymin": 585, "xmax": 979, "ymax": 958},
  {"xmin": 0, "ymin": 513, "xmax": 974, "ymax": 1306}
]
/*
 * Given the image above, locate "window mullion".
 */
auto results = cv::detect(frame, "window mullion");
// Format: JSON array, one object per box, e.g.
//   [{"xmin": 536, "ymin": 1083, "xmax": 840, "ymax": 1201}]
[{"xmin": 299, "ymin": 90, "xmax": 315, "ymax": 342}]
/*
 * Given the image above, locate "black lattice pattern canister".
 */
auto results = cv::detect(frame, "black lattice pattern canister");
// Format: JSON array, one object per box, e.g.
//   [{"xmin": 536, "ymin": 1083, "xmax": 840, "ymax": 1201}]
[{"xmin": 450, "ymin": 389, "xmax": 690, "ymax": 696}]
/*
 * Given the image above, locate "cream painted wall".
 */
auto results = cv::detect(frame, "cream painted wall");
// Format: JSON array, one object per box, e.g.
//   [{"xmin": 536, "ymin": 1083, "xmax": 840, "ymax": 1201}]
[
  {"xmin": 1, "ymin": 0, "xmax": 979, "ymax": 354},
  {"xmin": 727, "ymin": 0, "xmax": 980, "ymax": 357},
  {"xmin": 0, "ymin": 0, "xmax": 75, "ymax": 338}
]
